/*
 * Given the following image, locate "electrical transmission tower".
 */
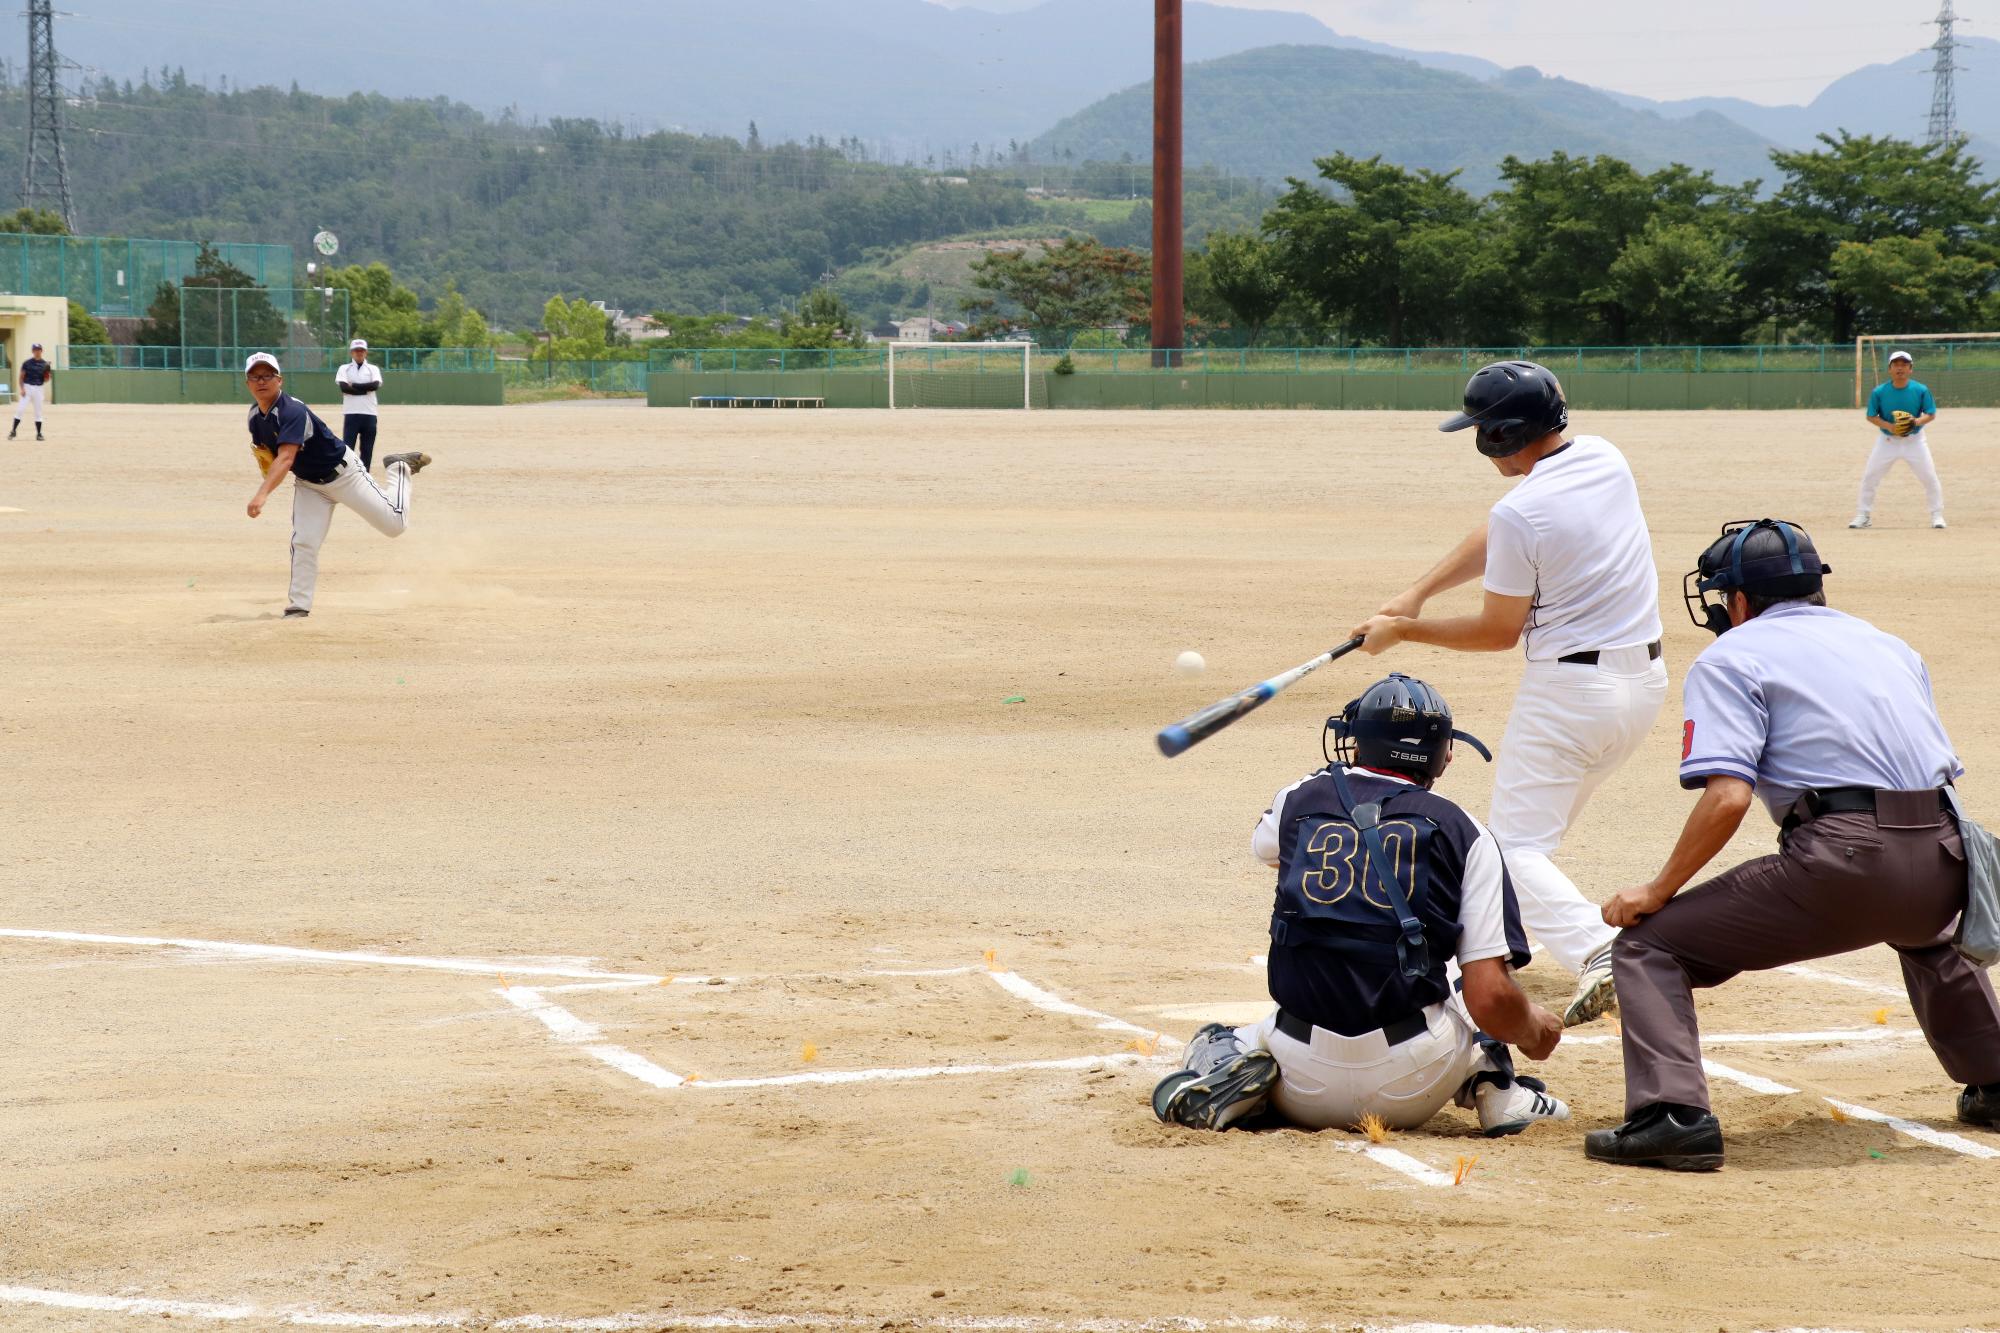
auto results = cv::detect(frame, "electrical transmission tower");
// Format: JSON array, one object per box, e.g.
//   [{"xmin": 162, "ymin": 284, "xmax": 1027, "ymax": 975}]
[
  {"xmin": 1928, "ymin": 0, "xmax": 1968, "ymax": 148},
  {"xmin": 21, "ymin": 0, "xmax": 77, "ymax": 229}
]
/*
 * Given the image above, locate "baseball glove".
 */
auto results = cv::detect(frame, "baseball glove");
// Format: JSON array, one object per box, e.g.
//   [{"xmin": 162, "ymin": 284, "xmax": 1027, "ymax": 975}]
[
  {"xmin": 1891, "ymin": 410, "xmax": 1915, "ymax": 437},
  {"xmin": 252, "ymin": 444, "xmax": 276, "ymax": 477}
]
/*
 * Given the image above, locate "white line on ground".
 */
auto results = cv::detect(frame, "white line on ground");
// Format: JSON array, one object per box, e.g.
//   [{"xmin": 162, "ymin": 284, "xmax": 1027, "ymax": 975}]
[
  {"xmin": 1701, "ymin": 1059, "xmax": 1999, "ymax": 1158},
  {"xmin": 1336, "ymin": 1140, "xmax": 1455, "ymax": 1188},
  {"xmin": 686, "ymin": 1052, "xmax": 1160, "ymax": 1090},
  {"xmin": 1777, "ymin": 962, "xmax": 1908, "ymax": 1000},
  {"xmin": 1566, "ymin": 1028, "xmax": 1924, "ymax": 1048},
  {"xmin": 496, "ymin": 987, "xmax": 685, "ymax": 1089},
  {"xmin": 16, "ymin": 1283, "xmax": 1820, "ymax": 1331},
  {"xmin": 987, "ymin": 970, "xmax": 1183, "ymax": 1048},
  {"xmin": 0, "ymin": 928, "xmax": 680, "ymax": 984}
]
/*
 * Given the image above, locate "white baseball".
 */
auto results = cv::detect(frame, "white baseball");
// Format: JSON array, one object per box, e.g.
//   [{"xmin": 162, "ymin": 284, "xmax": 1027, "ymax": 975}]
[{"xmin": 1174, "ymin": 650, "xmax": 1206, "ymax": 677}]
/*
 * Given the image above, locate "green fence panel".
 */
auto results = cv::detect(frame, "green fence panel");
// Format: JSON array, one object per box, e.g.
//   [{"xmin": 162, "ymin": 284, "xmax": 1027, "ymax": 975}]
[{"xmin": 60, "ymin": 368, "xmax": 503, "ymax": 406}]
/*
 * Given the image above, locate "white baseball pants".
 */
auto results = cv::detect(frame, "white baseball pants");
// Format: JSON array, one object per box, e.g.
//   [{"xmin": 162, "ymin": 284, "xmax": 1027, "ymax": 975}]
[
  {"xmin": 1487, "ymin": 649, "xmax": 1669, "ymax": 973},
  {"xmin": 1236, "ymin": 993, "xmax": 1502, "ymax": 1130},
  {"xmin": 12, "ymin": 383, "xmax": 45, "ymax": 423},
  {"xmin": 1856, "ymin": 430, "xmax": 1943, "ymax": 515},
  {"xmin": 288, "ymin": 448, "xmax": 413, "ymax": 612}
]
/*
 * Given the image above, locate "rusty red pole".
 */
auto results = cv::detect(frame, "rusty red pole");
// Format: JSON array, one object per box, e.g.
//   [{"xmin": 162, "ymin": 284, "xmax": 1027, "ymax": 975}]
[{"xmin": 1151, "ymin": 0, "xmax": 1184, "ymax": 367}]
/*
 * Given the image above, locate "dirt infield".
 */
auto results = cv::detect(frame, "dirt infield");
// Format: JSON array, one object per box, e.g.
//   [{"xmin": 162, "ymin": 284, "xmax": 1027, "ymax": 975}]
[{"xmin": 4, "ymin": 402, "xmax": 1999, "ymax": 1332}]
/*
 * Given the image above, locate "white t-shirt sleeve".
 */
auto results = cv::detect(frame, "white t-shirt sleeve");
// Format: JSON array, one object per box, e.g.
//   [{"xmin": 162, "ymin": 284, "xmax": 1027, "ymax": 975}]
[
  {"xmin": 1453, "ymin": 821, "xmax": 1513, "ymax": 966},
  {"xmin": 1482, "ymin": 506, "xmax": 1537, "ymax": 599},
  {"xmin": 1679, "ymin": 655, "xmax": 1764, "ymax": 789},
  {"xmin": 1252, "ymin": 806, "xmax": 1282, "ymax": 867}
]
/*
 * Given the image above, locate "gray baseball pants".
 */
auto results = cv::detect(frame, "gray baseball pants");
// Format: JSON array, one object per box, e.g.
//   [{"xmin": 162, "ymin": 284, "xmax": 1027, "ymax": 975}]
[{"xmin": 1613, "ymin": 794, "xmax": 2000, "ymax": 1116}]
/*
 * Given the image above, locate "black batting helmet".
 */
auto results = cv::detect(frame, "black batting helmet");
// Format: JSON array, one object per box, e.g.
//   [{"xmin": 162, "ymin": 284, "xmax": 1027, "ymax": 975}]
[
  {"xmin": 1685, "ymin": 518, "xmax": 1831, "ymax": 636},
  {"xmin": 1325, "ymin": 673, "xmax": 1492, "ymax": 784},
  {"xmin": 1439, "ymin": 360, "xmax": 1569, "ymax": 458}
]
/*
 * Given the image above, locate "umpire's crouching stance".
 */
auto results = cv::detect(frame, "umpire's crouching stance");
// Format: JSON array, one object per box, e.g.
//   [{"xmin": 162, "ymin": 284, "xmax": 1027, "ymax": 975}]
[
  {"xmin": 1153, "ymin": 674, "xmax": 1569, "ymax": 1139},
  {"xmin": 1590, "ymin": 519, "xmax": 2000, "ymax": 1171}
]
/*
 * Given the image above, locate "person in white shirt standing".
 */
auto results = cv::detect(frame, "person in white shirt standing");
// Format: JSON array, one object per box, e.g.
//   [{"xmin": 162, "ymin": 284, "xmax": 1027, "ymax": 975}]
[
  {"xmin": 335, "ymin": 338, "xmax": 384, "ymax": 471},
  {"xmin": 1348, "ymin": 360, "xmax": 1667, "ymax": 1028}
]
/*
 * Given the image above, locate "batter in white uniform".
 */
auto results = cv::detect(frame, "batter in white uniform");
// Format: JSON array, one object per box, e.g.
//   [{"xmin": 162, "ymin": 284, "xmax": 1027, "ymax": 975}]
[{"xmin": 1349, "ymin": 360, "xmax": 1667, "ymax": 1026}]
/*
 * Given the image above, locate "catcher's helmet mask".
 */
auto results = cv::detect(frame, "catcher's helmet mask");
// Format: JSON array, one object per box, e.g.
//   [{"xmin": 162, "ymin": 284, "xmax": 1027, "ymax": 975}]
[
  {"xmin": 1324, "ymin": 672, "xmax": 1492, "ymax": 784},
  {"xmin": 1439, "ymin": 360, "xmax": 1570, "ymax": 458},
  {"xmin": 1684, "ymin": 518, "xmax": 1832, "ymax": 637}
]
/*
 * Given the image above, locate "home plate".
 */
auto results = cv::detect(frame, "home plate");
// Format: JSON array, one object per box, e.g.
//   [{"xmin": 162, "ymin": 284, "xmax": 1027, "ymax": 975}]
[{"xmin": 1147, "ymin": 1000, "xmax": 1272, "ymax": 1026}]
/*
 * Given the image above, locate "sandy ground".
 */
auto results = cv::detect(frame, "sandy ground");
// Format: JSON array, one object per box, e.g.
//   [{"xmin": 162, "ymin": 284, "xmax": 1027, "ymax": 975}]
[{"xmin": 3, "ymin": 402, "xmax": 1999, "ymax": 1332}]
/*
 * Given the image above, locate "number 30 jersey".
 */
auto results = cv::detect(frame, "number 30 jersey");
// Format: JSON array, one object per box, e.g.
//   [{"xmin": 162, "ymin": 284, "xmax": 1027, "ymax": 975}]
[{"xmin": 1252, "ymin": 766, "xmax": 1531, "ymax": 1036}]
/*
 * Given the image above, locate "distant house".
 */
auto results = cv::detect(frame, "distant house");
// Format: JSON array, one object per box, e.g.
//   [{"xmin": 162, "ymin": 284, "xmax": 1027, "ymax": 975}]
[
  {"xmin": 893, "ymin": 317, "xmax": 957, "ymax": 342},
  {"xmin": 590, "ymin": 299, "xmax": 665, "ymax": 342}
]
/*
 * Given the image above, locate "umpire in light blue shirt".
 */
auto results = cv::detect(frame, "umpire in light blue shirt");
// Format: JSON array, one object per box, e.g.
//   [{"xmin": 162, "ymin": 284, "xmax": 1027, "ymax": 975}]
[{"xmin": 1586, "ymin": 518, "xmax": 2000, "ymax": 1171}]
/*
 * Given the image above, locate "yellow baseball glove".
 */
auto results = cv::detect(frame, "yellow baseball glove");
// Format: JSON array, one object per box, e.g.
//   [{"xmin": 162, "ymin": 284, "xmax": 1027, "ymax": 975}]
[
  {"xmin": 1891, "ymin": 410, "xmax": 1915, "ymax": 437},
  {"xmin": 252, "ymin": 444, "xmax": 276, "ymax": 477}
]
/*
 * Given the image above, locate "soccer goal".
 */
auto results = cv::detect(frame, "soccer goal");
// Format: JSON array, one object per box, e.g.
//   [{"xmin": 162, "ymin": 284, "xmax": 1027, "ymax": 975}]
[
  {"xmin": 1854, "ymin": 332, "xmax": 2000, "ymax": 408},
  {"xmin": 887, "ymin": 342, "xmax": 1040, "ymax": 409}
]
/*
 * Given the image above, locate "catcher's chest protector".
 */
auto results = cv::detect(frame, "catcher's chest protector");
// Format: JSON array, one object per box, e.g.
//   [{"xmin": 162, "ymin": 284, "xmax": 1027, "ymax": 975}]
[{"xmin": 1269, "ymin": 775, "xmax": 1464, "ymax": 994}]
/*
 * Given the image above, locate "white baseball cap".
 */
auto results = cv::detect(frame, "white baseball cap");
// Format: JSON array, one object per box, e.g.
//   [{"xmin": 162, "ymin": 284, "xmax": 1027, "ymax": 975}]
[
  {"xmin": 1889, "ymin": 350, "xmax": 1914, "ymax": 364},
  {"xmin": 350, "ymin": 338, "xmax": 368, "ymax": 351},
  {"xmin": 244, "ymin": 352, "xmax": 282, "ymax": 374}
]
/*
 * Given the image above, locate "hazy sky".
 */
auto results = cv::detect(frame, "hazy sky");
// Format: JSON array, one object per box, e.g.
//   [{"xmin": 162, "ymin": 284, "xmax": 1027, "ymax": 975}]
[{"xmin": 984, "ymin": 1, "xmax": 2000, "ymax": 105}]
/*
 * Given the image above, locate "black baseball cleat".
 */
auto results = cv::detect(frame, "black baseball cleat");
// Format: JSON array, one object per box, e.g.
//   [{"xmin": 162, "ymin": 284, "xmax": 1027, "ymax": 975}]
[
  {"xmin": 1585, "ymin": 1102, "xmax": 1724, "ymax": 1171},
  {"xmin": 1152, "ymin": 1023, "xmax": 1279, "ymax": 1131},
  {"xmin": 1959, "ymin": 1082, "xmax": 2000, "ymax": 1127},
  {"xmin": 382, "ymin": 451, "xmax": 432, "ymax": 475},
  {"xmin": 283, "ymin": 607, "xmax": 310, "ymax": 619}
]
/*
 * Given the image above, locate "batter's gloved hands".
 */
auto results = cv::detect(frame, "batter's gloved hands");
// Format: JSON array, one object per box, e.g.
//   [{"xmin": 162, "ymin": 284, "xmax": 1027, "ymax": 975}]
[{"xmin": 1891, "ymin": 410, "xmax": 1915, "ymax": 437}]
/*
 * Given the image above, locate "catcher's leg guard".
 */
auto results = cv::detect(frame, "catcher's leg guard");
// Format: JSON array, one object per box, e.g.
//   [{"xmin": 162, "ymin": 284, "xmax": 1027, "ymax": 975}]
[{"xmin": 1151, "ymin": 1022, "xmax": 1278, "ymax": 1131}]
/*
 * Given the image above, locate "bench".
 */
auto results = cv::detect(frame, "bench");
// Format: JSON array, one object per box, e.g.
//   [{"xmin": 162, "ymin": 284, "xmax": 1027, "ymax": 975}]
[{"xmin": 690, "ymin": 395, "xmax": 825, "ymax": 409}]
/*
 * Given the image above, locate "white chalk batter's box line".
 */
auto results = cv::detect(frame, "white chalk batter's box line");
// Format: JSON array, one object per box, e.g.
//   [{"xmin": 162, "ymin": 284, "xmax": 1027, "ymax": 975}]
[
  {"xmin": 4, "ymin": 927, "xmax": 1993, "ymax": 1175},
  {"xmin": 0, "ymin": 1287, "xmax": 1993, "ymax": 1333}
]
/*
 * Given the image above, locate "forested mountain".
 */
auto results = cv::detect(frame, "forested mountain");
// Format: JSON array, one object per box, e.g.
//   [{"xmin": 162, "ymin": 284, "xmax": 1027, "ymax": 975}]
[
  {"xmin": 1031, "ymin": 46, "xmax": 1780, "ymax": 196},
  {"xmin": 40, "ymin": 0, "xmax": 1496, "ymax": 153},
  {"xmin": 0, "ymin": 76, "xmax": 1047, "ymax": 327}
]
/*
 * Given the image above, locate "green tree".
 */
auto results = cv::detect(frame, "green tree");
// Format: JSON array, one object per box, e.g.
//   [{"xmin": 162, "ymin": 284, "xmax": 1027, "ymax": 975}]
[
  {"xmin": 0, "ymin": 207, "xmax": 68, "ymax": 235},
  {"xmin": 68, "ymin": 300, "xmax": 110, "ymax": 345},
  {"xmin": 1742, "ymin": 133, "xmax": 1999, "ymax": 341},
  {"xmin": 964, "ymin": 236, "xmax": 1149, "ymax": 339},
  {"xmin": 536, "ymin": 294, "xmax": 609, "ymax": 360},
  {"xmin": 1492, "ymin": 153, "xmax": 1753, "ymax": 343},
  {"xmin": 136, "ymin": 243, "xmax": 287, "ymax": 350},
  {"xmin": 431, "ymin": 282, "xmax": 490, "ymax": 347},
  {"xmin": 782, "ymin": 286, "xmax": 864, "ymax": 348},
  {"xmin": 1829, "ymin": 233, "xmax": 1996, "ymax": 335},
  {"xmin": 1263, "ymin": 153, "xmax": 1500, "ymax": 345},
  {"xmin": 1191, "ymin": 230, "xmax": 1287, "ymax": 345},
  {"xmin": 1605, "ymin": 220, "xmax": 1750, "ymax": 344},
  {"xmin": 326, "ymin": 261, "xmax": 435, "ymax": 347}
]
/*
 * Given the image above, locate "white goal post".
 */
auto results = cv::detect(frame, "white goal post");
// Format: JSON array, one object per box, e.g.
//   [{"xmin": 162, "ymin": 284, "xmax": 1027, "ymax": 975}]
[
  {"xmin": 1854, "ymin": 331, "xmax": 2000, "ymax": 408},
  {"xmin": 887, "ymin": 341, "xmax": 1036, "ymax": 410}
]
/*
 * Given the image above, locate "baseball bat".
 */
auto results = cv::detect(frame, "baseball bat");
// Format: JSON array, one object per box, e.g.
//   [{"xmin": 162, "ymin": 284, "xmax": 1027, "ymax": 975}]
[{"xmin": 1156, "ymin": 637, "xmax": 1366, "ymax": 758}]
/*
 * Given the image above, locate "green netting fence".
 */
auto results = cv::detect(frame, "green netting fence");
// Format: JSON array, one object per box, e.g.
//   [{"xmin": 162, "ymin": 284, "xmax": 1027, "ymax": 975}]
[
  {"xmin": 498, "ymin": 358, "xmax": 652, "ymax": 392},
  {"xmin": 60, "ymin": 345, "xmax": 497, "ymax": 372},
  {"xmin": 641, "ymin": 344, "xmax": 1981, "ymax": 374},
  {"xmin": 0, "ymin": 232, "xmax": 293, "ymax": 318}
]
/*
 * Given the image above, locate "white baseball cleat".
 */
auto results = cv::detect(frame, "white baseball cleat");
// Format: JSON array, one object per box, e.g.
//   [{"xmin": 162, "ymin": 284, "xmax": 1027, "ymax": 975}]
[
  {"xmin": 1848, "ymin": 513, "xmax": 1871, "ymax": 529},
  {"xmin": 1932, "ymin": 513, "xmax": 1948, "ymax": 529},
  {"xmin": 1563, "ymin": 942, "xmax": 1618, "ymax": 1027},
  {"xmin": 1475, "ymin": 1076, "xmax": 1570, "ymax": 1137}
]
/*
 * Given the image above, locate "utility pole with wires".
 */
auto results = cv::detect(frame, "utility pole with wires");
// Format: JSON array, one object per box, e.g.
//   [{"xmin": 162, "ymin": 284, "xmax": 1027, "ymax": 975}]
[
  {"xmin": 1928, "ymin": 0, "xmax": 1968, "ymax": 148},
  {"xmin": 21, "ymin": 0, "xmax": 77, "ymax": 229}
]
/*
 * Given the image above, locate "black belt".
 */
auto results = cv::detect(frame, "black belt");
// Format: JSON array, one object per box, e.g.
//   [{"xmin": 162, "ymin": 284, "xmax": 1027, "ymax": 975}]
[
  {"xmin": 1276, "ymin": 1007, "xmax": 1428, "ymax": 1048},
  {"xmin": 1559, "ymin": 640, "xmax": 1661, "ymax": 666},
  {"xmin": 1782, "ymin": 786, "xmax": 1950, "ymax": 833}
]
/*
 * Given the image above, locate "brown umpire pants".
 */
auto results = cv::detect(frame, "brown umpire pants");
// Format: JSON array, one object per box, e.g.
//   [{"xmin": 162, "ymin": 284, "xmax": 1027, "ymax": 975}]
[{"xmin": 1614, "ymin": 792, "xmax": 2000, "ymax": 1116}]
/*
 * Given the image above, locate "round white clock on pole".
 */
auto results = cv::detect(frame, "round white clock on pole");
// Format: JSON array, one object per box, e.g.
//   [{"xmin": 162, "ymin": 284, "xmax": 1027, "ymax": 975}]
[{"xmin": 313, "ymin": 230, "xmax": 339, "ymax": 258}]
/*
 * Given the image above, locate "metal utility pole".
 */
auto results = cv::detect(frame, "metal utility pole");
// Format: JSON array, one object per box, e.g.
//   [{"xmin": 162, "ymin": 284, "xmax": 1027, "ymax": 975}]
[
  {"xmin": 21, "ymin": 0, "xmax": 77, "ymax": 229},
  {"xmin": 1150, "ymin": 0, "xmax": 1184, "ymax": 366},
  {"xmin": 1928, "ymin": 0, "xmax": 1967, "ymax": 147}
]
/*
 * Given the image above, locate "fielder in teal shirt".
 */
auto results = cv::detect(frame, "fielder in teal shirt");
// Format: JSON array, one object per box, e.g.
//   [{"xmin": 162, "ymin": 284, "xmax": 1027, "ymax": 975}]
[{"xmin": 1853, "ymin": 351, "xmax": 1945, "ymax": 529}]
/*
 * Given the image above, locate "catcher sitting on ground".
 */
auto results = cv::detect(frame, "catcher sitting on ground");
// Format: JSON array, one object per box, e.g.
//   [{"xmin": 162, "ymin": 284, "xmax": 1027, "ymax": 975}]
[{"xmin": 1153, "ymin": 673, "xmax": 1569, "ymax": 1137}]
